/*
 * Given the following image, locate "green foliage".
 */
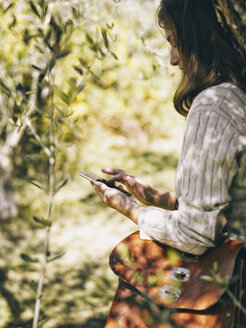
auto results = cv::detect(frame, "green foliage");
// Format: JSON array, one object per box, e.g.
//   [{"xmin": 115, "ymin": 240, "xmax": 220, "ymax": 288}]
[
  {"xmin": 0, "ymin": 0, "xmax": 245, "ymax": 326},
  {"xmin": 0, "ymin": 0, "xmax": 184, "ymax": 327},
  {"xmin": 201, "ymin": 259, "xmax": 246, "ymax": 317},
  {"xmin": 47, "ymin": 252, "xmax": 66, "ymax": 263},
  {"xmin": 33, "ymin": 216, "xmax": 52, "ymax": 227},
  {"xmin": 20, "ymin": 253, "xmax": 40, "ymax": 263}
]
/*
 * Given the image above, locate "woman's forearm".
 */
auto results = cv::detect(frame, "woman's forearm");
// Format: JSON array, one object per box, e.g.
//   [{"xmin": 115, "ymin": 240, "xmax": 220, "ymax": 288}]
[
  {"xmin": 124, "ymin": 202, "xmax": 144, "ymax": 225},
  {"xmin": 152, "ymin": 190, "xmax": 177, "ymax": 210},
  {"xmin": 124, "ymin": 191, "xmax": 176, "ymax": 224}
]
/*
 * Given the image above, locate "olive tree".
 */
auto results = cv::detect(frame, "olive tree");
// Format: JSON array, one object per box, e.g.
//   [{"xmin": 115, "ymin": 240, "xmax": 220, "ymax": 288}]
[{"xmin": 0, "ymin": 1, "xmax": 119, "ymax": 326}]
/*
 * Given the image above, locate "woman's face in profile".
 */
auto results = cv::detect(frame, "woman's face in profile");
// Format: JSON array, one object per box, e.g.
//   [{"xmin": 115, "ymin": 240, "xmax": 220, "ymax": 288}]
[{"xmin": 164, "ymin": 29, "xmax": 183, "ymax": 71}]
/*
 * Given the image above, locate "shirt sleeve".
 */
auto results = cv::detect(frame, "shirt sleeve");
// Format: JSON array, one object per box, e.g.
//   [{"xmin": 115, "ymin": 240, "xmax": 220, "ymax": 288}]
[{"xmin": 138, "ymin": 108, "xmax": 239, "ymax": 255}]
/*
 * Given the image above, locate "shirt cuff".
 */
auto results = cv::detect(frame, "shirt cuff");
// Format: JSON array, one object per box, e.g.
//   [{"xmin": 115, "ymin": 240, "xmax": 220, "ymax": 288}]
[{"xmin": 139, "ymin": 229, "xmax": 153, "ymax": 240}]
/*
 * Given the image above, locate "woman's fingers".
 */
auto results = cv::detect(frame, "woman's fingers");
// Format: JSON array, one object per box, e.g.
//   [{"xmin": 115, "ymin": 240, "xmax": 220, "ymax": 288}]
[
  {"xmin": 93, "ymin": 180, "xmax": 124, "ymax": 196},
  {"xmin": 102, "ymin": 168, "xmax": 125, "ymax": 175},
  {"xmin": 92, "ymin": 181, "xmax": 111, "ymax": 203},
  {"xmin": 93, "ymin": 180, "xmax": 104, "ymax": 188},
  {"xmin": 100, "ymin": 168, "xmax": 149, "ymax": 200},
  {"xmin": 92, "ymin": 180, "xmax": 131, "ymax": 210},
  {"xmin": 101, "ymin": 168, "xmax": 127, "ymax": 183},
  {"xmin": 106, "ymin": 174, "xmax": 126, "ymax": 184}
]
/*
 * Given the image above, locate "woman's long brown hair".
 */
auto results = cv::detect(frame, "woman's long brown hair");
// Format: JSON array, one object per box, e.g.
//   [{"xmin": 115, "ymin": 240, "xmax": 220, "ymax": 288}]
[{"xmin": 158, "ymin": 0, "xmax": 246, "ymax": 116}]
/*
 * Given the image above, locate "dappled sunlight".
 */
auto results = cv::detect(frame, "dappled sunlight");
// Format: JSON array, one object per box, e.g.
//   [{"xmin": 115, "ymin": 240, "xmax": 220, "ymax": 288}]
[
  {"xmin": 0, "ymin": 0, "xmax": 184, "ymax": 327},
  {"xmin": 107, "ymin": 232, "xmax": 243, "ymax": 327},
  {"xmin": 0, "ymin": 0, "xmax": 244, "ymax": 327}
]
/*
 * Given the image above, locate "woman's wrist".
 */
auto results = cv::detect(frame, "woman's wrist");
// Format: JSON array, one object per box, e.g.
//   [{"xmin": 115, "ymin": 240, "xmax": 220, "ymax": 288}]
[
  {"xmin": 155, "ymin": 191, "xmax": 177, "ymax": 210},
  {"xmin": 122, "ymin": 200, "xmax": 144, "ymax": 225}
]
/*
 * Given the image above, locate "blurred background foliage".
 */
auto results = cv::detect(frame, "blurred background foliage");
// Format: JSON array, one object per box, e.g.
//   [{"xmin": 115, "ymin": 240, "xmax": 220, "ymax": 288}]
[{"xmin": 0, "ymin": 0, "xmax": 185, "ymax": 327}]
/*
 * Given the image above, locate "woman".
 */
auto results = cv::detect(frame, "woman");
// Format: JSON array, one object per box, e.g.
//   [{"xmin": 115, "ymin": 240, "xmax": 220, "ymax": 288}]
[{"xmin": 92, "ymin": 0, "xmax": 246, "ymax": 256}]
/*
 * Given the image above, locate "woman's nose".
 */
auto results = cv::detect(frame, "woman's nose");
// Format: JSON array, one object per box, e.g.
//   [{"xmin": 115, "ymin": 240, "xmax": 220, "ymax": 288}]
[{"xmin": 170, "ymin": 48, "xmax": 180, "ymax": 66}]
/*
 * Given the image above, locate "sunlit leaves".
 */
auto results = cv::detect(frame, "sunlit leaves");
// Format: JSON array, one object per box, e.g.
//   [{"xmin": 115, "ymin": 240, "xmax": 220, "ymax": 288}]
[
  {"xmin": 0, "ymin": 79, "xmax": 11, "ymax": 97},
  {"xmin": 201, "ymin": 261, "xmax": 237, "ymax": 288},
  {"xmin": 67, "ymin": 78, "xmax": 77, "ymax": 99},
  {"xmin": 56, "ymin": 89, "xmax": 70, "ymax": 105},
  {"xmin": 44, "ymin": 28, "xmax": 52, "ymax": 49},
  {"xmin": 30, "ymin": 0, "xmax": 40, "ymax": 18},
  {"xmin": 37, "ymin": 318, "xmax": 49, "ymax": 328},
  {"xmin": 147, "ymin": 272, "xmax": 163, "ymax": 287},
  {"xmin": 50, "ymin": 15, "xmax": 62, "ymax": 46},
  {"xmin": 55, "ymin": 177, "xmax": 68, "ymax": 192},
  {"xmin": 65, "ymin": 19, "xmax": 74, "ymax": 36},
  {"xmin": 73, "ymin": 65, "xmax": 83, "ymax": 76},
  {"xmin": 23, "ymin": 29, "xmax": 32, "ymax": 45},
  {"xmin": 55, "ymin": 75, "xmax": 85, "ymax": 105},
  {"xmin": 21, "ymin": 253, "xmax": 39, "ymax": 263},
  {"xmin": 166, "ymin": 247, "xmax": 180, "ymax": 266},
  {"xmin": 0, "ymin": 2, "xmax": 15, "ymax": 15},
  {"xmin": 85, "ymin": 29, "xmax": 119, "ymax": 60},
  {"xmin": 85, "ymin": 33, "xmax": 96, "ymax": 49},
  {"xmin": 55, "ymin": 50, "xmax": 71, "ymax": 60},
  {"xmin": 117, "ymin": 243, "xmax": 135, "ymax": 267},
  {"xmin": 132, "ymin": 270, "xmax": 145, "ymax": 283},
  {"xmin": 110, "ymin": 51, "xmax": 118, "ymax": 60},
  {"xmin": 8, "ymin": 15, "xmax": 17, "ymax": 29},
  {"xmin": 106, "ymin": 22, "xmax": 114, "ymax": 29},
  {"xmin": 32, "ymin": 64, "xmax": 42, "ymax": 71},
  {"xmin": 101, "ymin": 28, "xmax": 109, "ymax": 49},
  {"xmin": 72, "ymin": 6, "xmax": 80, "ymax": 20},
  {"xmin": 8, "ymin": 113, "xmax": 22, "ymax": 127},
  {"xmin": 30, "ymin": 280, "xmax": 37, "ymax": 293},
  {"xmin": 79, "ymin": 57, "xmax": 89, "ymax": 68},
  {"xmin": 201, "ymin": 274, "xmax": 214, "ymax": 282},
  {"xmin": 76, "ymin": 81, "xmax": 85, "ymax": 94},
  {"xmin": 48, "ymin": 252, "xmax": 66, "ymax": 262},
  {"xmin": 8, "ymin": 117, "xmax": 17, "ymax": 126},
  {"xmin": 0, "ymin": 1, "xmax": 179, "ymax": 328},
  {"xmin": 33, "ymin": 216, "xmax": 52, "ymax": 227}
]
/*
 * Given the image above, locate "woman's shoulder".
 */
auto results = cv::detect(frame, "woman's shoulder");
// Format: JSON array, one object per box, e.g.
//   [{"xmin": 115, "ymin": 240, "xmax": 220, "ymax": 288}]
[
  {"xmin": 192, "ymin": 82, "xmax": 246, "ymax": 111},
  {"xmin": 189, "ymin": 83, "xmax": 246, "ymax": 133}
]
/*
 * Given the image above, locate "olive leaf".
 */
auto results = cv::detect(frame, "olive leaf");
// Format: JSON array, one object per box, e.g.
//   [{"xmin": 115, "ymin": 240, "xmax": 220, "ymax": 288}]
[
  {"xmin": 21, "ymin": 253, "xmax": 39, "ymax": 263},
  {"xmin": 33, "ymin": 216, "xmax": 52, "ymax": 227},
  {"xmin": 30, "ymin": 0, "xmax": 40, "ymax": 17},
  {"xmin": 55, "ymin": 178, "xmax": 68, "ymax": 192},
  {"xmin": 48, "ymin": 252, "xmax": 66, "ymax": 262}
]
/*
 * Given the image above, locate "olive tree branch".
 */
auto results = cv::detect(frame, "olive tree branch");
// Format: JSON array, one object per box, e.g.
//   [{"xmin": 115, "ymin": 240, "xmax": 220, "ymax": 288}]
[
  {"xmin": 226, "ymin": 287, "xmax": 246, "ymax": 316},
  {"xmin": 32, "ymin": 69, "xmax": 56, "ymax": 328}
]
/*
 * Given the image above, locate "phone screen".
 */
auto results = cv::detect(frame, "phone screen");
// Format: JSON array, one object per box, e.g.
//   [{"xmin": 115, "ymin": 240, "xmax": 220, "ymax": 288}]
[
  {"xmin": 79, "ymin": 171, "xmax": 102, "ymax": 183},
  {"xmin": 79, "ymin": 170, "xmax": 131, "ymax": 197}
]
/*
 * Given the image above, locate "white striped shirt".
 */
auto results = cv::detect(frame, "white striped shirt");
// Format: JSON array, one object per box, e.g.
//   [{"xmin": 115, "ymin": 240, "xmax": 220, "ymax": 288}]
[{"xmin": 138, "ymin": 83, "xmax": 246, "ymax": 255}]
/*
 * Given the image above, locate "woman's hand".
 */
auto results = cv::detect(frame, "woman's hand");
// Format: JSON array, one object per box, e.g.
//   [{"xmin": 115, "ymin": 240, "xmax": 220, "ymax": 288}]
[
  {"xmin": 101, "ymin": 168, "xmax": 177, "ymax": 210},
  {"xmin": 101, "ymin": 168, "xmax": 156, "ymax": 206},
  {"xmin": 92, "ymin": 180, "xmax": 143, "ymax": 224}
]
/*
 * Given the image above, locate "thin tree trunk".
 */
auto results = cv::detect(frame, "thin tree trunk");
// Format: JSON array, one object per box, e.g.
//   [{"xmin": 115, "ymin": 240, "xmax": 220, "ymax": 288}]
[
  {"xmin": 0, "ymin": 71, "xmax": 39, "ymax": 220},
  {"xmin": 0, "ymin": 151, "xmax": 16, "ymax": 220}
]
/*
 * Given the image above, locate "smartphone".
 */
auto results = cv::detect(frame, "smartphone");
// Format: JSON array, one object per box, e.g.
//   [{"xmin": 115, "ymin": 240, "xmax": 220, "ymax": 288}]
[
  {"xmin": 79, "ymin": 171, "xmax": 131, "ymax": 197},
  {"xmin": 79, "ymin": 171, "xmax": 103, "ymax": 183}
]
